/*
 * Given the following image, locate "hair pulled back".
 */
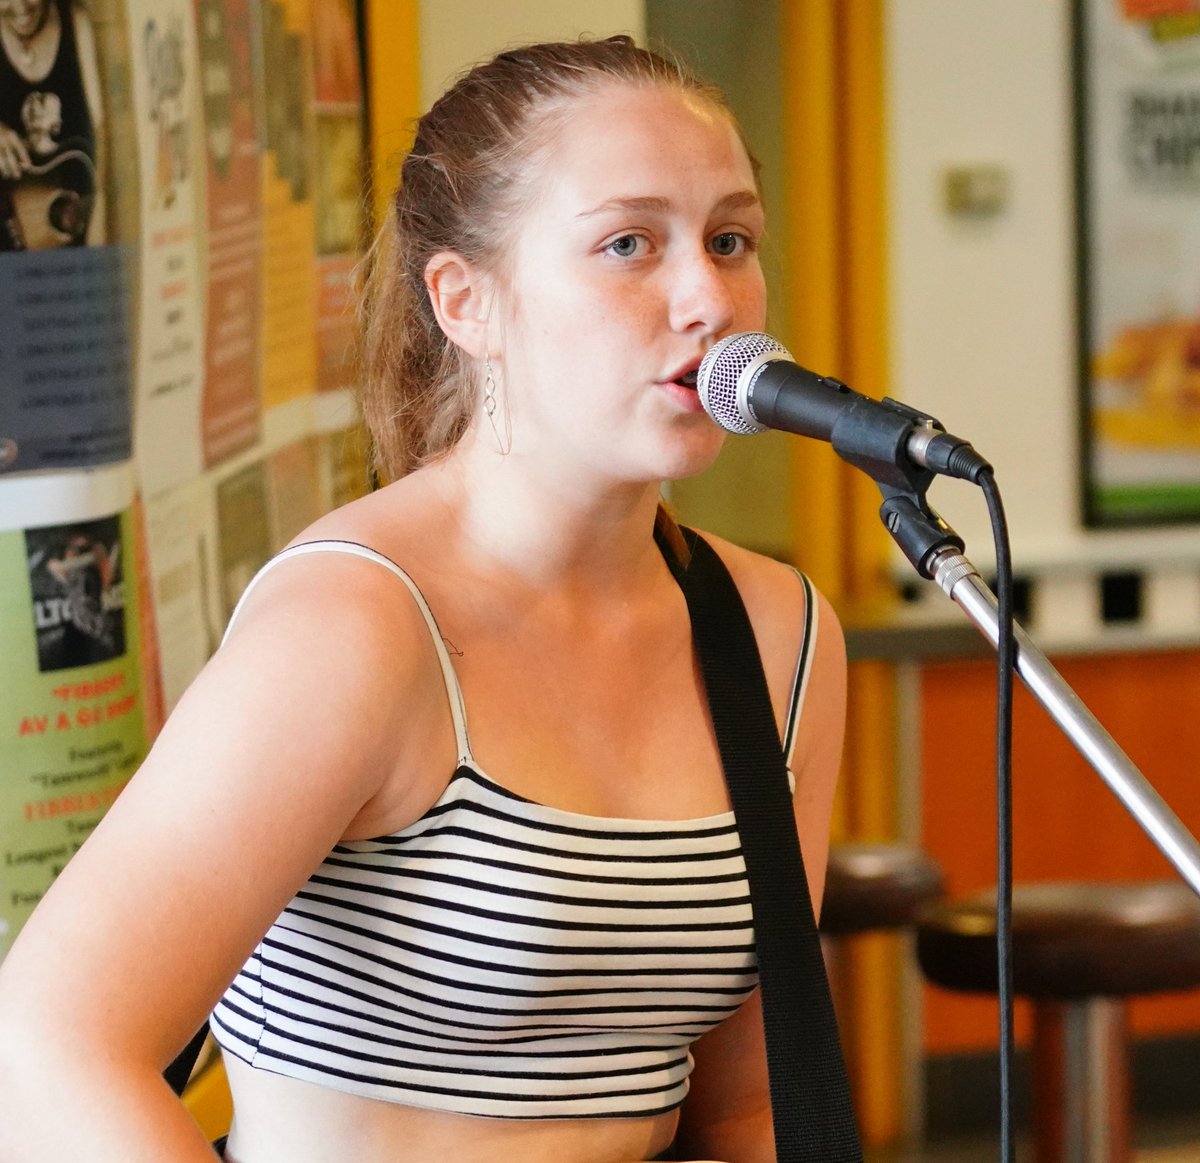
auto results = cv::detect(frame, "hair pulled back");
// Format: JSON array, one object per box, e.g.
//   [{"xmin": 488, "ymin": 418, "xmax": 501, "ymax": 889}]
[{"xmin": 359, "ymin": 35, "xmax": 729, "ymax": 481}]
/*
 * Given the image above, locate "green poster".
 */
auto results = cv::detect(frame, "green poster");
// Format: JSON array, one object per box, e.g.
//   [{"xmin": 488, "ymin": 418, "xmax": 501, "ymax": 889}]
[{"xmin": 0, "ymin": 506, "xmax": 148, "ymax": 960}]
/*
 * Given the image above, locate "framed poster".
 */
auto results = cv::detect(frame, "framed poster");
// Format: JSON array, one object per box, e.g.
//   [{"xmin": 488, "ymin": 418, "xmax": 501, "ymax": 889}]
[{"xmin": 1075, "ymin": 0, "xmax": 1200, "ymax": 525}]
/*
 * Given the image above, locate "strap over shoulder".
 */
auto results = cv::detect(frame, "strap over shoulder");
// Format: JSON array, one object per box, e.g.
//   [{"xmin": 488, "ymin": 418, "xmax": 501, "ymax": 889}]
[{"xmin": 661, "ymin": 527, "xmax": 862, "ymax": 1163}]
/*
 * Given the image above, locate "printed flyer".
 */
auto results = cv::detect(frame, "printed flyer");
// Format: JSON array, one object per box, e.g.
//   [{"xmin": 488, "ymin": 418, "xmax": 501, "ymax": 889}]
[
  {"xmin": 143, "ymin": 477, "xmax": 221, "ymax": 713},
  {"xmin": 196, "ymin": 0, "xmax": 264, "ymax": 466},
  {"xmin": 0, "ymin": 499, "xmax": 149, "ymax": 959},
  {"xmin": 317, "ymin": 422, "xmax": 370, "ymax": 510},
  {"xmin": 258, "ymin": 0, "xmax": 318, "ymax": 410},
  {"xmin": 267, "ymin": 437, "xmax": 322, "ymax": 549},
  {"xmin": 215, "ymin": 460, "xmax": 271, "ymax": 621},
  {"xmin": 0, "ymin": 0, "xmax": 146, "ymax": 479},
  {"xmin": 0, "ymin": 246, "xmax": 133, "ymax": 476},
  {"xmin": 1080, "ymin": 0, "xmax": 1200, "ymax": 523},
  {"xmin": 312, "ymin": 0, "xmax": 364, "ymax": 397},
  {"xmin": 128, "ymin": 0, "xmax": 206, "ymax": 496}
]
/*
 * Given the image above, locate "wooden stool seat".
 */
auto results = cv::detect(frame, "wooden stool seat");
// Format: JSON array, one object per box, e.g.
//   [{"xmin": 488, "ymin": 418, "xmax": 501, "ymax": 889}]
[
  {"xmin": 916, "ymin": 880, "xmax": 1200, "ymax": 1163},
  {"xmin": 917, "ymin": 880, "xmax": 1200, "ymax": 999},
  {"xmin": 821, "ymin": 842, "xmax": 945, "ymax": 935}
]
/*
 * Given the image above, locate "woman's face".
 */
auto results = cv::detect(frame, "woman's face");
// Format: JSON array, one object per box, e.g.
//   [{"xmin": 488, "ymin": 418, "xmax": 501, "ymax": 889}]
[
  {"xmin": 0, "ymin": 0, "xmax": 51, "ymax": 39},
  {"xmin": 492, "ymin": 82, "xmax": 767, "ymax": 487}
]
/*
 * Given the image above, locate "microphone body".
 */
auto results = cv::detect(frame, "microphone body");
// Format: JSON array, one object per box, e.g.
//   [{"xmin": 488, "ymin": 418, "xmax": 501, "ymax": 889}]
[{"xmin": 697, "ymin": 332, "xmax": 991, "ymax": 485}]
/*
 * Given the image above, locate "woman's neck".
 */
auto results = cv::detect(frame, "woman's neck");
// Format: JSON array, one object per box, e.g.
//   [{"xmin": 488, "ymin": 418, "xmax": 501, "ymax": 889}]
[
  {"xmin": 422, "ymin": 441, "xmax": 669, "ymax": 598},
  {"xmin": 3, "ymin": 3, "xmax": 61, "ymax": 82}
]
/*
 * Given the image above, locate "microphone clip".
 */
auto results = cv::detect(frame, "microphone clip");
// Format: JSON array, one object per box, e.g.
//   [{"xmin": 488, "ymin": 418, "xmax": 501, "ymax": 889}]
[
  {"xmin": 827, "ymin": 391, "xmax": 941, "ymax": 494},
  {"xmin": 827, "ymin": 394, "xmax": 969, "ymax": 579}
]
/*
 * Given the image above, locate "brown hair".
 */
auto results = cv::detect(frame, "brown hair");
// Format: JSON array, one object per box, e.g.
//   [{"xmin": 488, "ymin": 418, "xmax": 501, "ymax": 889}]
[{"xmin": 358, "ymin": 35, "xmax": 734, "ymax": 484}]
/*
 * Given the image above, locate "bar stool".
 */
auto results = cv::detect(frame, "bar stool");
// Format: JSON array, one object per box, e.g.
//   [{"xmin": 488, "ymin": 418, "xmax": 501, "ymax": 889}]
[
  {"xmin": 820, "ymin": 843, "xmax": 945, "ymax": 1142},
  {"xmin": 822, "ymin": 843, "xmax": 945, "ymax": 939},
  {"xmin": 916, "ymin": 881, "xmax": 1200, "ymax": 1163}
]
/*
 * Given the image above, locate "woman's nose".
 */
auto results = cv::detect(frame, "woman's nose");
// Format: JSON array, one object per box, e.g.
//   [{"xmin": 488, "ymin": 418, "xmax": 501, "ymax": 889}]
[{"xmin": 668, "ymin": 252, "xmax": 737, "ymax": 337}]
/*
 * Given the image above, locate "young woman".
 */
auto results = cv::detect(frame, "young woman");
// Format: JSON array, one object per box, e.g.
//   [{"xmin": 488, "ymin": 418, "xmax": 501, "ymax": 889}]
[
  {"xmin": 0, "ymin": 36, "xmax": 846, "ymax": 1163},
  {"xmin": 0, "ymin": 0, "xmax": 105, "ymax": 247}
]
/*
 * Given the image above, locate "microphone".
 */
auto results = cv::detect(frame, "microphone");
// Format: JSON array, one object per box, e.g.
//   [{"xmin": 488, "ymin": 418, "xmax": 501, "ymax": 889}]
[{"xmin": 697, "ymin": 332, "xmax": 991, "ymax": 485}]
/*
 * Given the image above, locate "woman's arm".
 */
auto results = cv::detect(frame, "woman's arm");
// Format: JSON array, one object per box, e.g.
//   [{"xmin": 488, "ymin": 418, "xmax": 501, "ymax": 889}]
[
  {"xmin": 674, "ymin": 556, "xmax": 848, "ymax": 1163},
  {"xmin": 70, "ymin": 4, "xmax": 106, "ymax": 244},
  {"xmin": 0, "ymin": 555, "xmax": 448, "ymax": 1161}
]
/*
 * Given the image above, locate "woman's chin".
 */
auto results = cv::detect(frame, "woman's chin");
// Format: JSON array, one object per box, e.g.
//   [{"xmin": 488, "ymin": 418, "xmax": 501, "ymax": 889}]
[{"xmin": 656, "ymin": 425, "xmax": 728, "ymax": 483}]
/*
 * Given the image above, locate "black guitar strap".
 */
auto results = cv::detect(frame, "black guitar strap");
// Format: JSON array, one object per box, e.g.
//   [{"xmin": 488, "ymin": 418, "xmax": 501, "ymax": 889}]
[{"xmin": 662, "ymin": 527, "xmax": 863, "ymax": 1163}]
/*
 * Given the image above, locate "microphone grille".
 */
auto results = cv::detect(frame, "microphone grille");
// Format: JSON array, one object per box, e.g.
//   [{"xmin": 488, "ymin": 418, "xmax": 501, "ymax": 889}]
[{"xmin": 697, "ymin": 332, "xmax": 793, "ymax": 435}]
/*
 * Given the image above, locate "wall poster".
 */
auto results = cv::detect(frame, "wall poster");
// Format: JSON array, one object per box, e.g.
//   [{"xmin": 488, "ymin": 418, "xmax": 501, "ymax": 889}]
[
  {"xmin": 0, "ymin": 478, "xmax": 151, "ymax": 958},
  {"xmin": 0, "ymin": 0, "xmax": 134, "ymax": 478},
  {"xmin": 1077, "ymin": 0, "xmax": 1200, "ymax": 524},
  {"xmin": 312, "ymin": 0, "xmax": 364, "ymax": 398},
  {"xmin": 196, "ymin": 0, "xmax": 265, "ymax": 467},
  {"xmin": 127, "ymin": 0, "xmax": 206, "ymax": 496}
]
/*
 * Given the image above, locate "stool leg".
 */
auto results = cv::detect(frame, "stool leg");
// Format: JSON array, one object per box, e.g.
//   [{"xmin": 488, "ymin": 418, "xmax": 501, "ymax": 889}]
[{"xmin": 1031, "ymin": 998, "xmax": 1131, "ymax": 1163}]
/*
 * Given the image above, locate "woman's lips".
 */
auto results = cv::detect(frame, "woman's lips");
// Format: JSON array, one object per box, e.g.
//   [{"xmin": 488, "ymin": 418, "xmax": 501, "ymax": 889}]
[{"xmin": 659, "ymin": 374, "xmax": 706, "ymax": 413}]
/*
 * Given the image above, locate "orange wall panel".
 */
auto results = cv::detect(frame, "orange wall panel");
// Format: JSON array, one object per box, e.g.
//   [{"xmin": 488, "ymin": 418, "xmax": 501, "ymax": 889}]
[{"xmin": 920, "ymin": 650, "xmax": 1200, "ymax": 1053}]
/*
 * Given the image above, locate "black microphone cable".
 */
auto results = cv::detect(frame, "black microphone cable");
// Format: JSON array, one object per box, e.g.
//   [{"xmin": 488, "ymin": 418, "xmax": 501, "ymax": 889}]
[
  {"xmin": 696, "ymin": 330, "xmax": 1020, "ymax": 1163},
  {"xmin": 979, "ymin": 468, "xmax": 1016, "ymax": 1163}
]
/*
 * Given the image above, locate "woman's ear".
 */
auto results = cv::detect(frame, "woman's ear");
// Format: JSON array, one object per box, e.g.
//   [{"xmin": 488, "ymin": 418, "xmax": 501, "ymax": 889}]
[{"xmin": 424, "ymin": 251, "xmax": 492, "ymax": 358}]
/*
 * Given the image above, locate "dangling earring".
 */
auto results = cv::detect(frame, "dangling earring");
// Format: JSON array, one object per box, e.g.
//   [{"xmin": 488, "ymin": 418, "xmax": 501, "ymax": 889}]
[{"xmin": 483, "ymin": 356, "xmax": 511, "ymax": 456}]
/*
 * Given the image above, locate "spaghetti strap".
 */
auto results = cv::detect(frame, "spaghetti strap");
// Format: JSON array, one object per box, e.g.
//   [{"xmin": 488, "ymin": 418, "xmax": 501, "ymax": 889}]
[
  {"xmin": 782, "ymin": 568, "xmax": 818, "ymax": 770},
  {"xmin": 223, "ymin": 539, "xmax": 474, "ymax": 764}
]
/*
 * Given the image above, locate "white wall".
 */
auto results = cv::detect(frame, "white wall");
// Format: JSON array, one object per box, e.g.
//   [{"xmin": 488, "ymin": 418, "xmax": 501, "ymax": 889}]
[
  {"xmin": 420, "ymin": 1, "xmax": 645, "ymax": 109},
  {"xmin": 886, "ymin": 0, "xmax": 1200, "ymax": 576}
]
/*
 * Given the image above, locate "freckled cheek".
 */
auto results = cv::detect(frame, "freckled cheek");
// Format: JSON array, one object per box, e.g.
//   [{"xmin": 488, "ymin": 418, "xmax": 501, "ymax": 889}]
[{"xmin": 737, "ymin": 268, "xmax": 769, "ymax": 328}]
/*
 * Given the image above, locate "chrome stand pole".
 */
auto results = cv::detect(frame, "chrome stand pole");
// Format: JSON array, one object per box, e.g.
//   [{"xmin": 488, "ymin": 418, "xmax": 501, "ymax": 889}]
[{"xmin": 926, "ymin": 548, "xmax": 1200, "ymax": 898}]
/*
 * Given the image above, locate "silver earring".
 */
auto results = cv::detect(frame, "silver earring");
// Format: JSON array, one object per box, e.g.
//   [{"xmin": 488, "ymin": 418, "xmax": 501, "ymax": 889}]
[{"xmin": 483, "ymin": 357, "xmax": 510, "ymax": 456}]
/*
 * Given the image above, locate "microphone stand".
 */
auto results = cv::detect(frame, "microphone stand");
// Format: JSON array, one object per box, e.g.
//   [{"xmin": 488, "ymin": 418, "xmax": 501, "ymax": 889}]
[
  {"xmin": 769, "ymin": 372, "xmax": 1200, "ymax": 886},
  {"xmin": 879, "ymin": 489, "xmax": 1200, "ymax": 896},
  {"xmin": 826, "ymin": 398, "xmax": 1200, "ymax": 1163}
]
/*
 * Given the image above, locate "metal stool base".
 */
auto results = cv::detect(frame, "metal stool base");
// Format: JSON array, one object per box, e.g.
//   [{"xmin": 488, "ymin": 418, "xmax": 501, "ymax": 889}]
[{"xmin": 1032, "ymin": 998, "xmax": 1129, "ymax": 1163}]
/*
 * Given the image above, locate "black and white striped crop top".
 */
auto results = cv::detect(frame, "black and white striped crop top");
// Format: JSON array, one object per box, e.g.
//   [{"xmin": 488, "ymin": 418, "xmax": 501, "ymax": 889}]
[{"xmin": 211, "ymin": 539, "xmax": 819, "ymax": 1120}]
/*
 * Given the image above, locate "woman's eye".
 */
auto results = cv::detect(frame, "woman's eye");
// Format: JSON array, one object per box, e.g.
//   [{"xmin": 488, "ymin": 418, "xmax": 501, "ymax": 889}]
[
  {"xmin": 606, "ymin": 234, "xmax": 648, "ymax": 258},
  {"xmin": 710, "ymin": 232, "xmax": 747, "ymax": 257}
]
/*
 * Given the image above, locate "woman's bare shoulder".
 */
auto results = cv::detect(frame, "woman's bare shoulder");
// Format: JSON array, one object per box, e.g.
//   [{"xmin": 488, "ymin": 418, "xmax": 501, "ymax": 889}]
[
  {"xmin": 687, "ymin": 529, "xmax": 846, "ymax": 715},
  {"xmin": 690, "ymin": 530, "xmax": 826, "ymax": 631}
]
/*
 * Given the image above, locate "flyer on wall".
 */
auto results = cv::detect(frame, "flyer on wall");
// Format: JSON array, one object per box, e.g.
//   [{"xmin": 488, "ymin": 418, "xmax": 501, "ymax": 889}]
[
  {"xmin": 0, "ymin": 470, "xmax": 150, "ymax": 959},
  {"xmin": 128, "ymin": 0, "xmax": 206, "ymax": 497},
  {"xmin": 266, "ymin": 437, "xmax": 323, "ymax": 550},
  {"xmin": 258, "ymin": 0, "xmax": 318, "ymax": 412},
  {"xmin": 196, "ymin": 0, "xmax": 265, "ymax": 467},
  {"xmin": 144, "ymin": 476, "xmax": 223, "ymax": 711},
  {"xmin": 215, "ymin": 460, "xmax": 272, "ymax": 621},
  {"xmin": 0, "ymin": 0, "xmax": 134, "ymax": 478},
  {"xmin": 1079, "ymin": 0, "xmax": 1200, "ymax": 524},
  {"xmin": 313, "ymin": 0, "xmax": 364, "ymax": 400}
]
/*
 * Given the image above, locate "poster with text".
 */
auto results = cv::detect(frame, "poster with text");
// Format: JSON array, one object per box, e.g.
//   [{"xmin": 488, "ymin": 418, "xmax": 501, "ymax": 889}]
[
  {"xmin": 196, "ymin": 0, "xmax": 265, "ymax": 466},
  {"xmin": 128, "ymin": 0, "xmax": 206, "ymax": 497},
  {"xmin": 312, "ymin": 0, "xmax": 363, "ymax": 397},
  {"xmin": 143, "ymin": 478, "xmax": 221, "ymax": 713},
  {"xmin": 215, "ymin": 460, "xmax": 271, "ymax": 621},
  {"xmin": 1079, "ymin": 0, "xmax": 1200, "ymax": 524},
  {"xmin": 0, "ymin": 505, "xmax": 149, "ymax": 959},
  {"xmin": 0, "ymin": 246, "xmax": 133, "ymax": 475},
  {"xmin": 131, "ymin": 495, "xmax": 166, "ymax": 739},
  {"xmin": 316, "ymin": 422, "xmax": 370, "ymax": 510},
  {"xmin": 266, "ymin": 437, "xmax": 322, "ymax": 549},
  {"xmin": 258, "ymin": 0, "xmax": 317, "ymax": 410}
]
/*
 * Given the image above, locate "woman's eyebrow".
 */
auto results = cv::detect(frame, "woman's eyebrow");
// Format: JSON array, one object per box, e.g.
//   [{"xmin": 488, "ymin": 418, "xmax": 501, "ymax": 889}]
[
  {"xmin": 575, "ymin": 190, "xmax": 761, "ymax": 220},
  {"xmin": 576, "ymin": 195, "xmax": 671, "ymax": 220},
  {"xmin": 715, "ymin": 190, "xmax": 764, "ymax": 214}
]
